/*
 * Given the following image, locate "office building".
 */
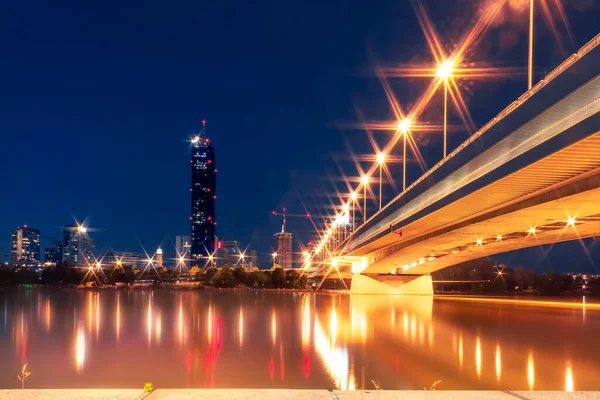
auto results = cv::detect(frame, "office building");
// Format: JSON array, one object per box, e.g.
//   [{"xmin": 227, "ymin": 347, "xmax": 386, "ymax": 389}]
[
  {"xmin": 273, "ymin": 232, "xmax": 293, "ymax": 269},
  {"xmin": 249, "ymin": 250, "xmax": 258, "ymax": 270},
  {"xmin": 216, "ymin": 240, "xmax": 242, "ymax": 267},
  {"xmin": 191, "ymin": 120, "xmax": 217, "ymax": 264},
  {"xmin": 11, "ymin": 225, "xmax": 41, "ymax": 267},
  {"xmin": 44, "ymin": 244, "xmax": 63, "ymax": 264},
  {"xmin": 62, "ymin": 225, "xmax": 95, "ymax": 265},
  {"xmin": 176, "ymin": 235, "xmax": 191, "ymax": 257}
]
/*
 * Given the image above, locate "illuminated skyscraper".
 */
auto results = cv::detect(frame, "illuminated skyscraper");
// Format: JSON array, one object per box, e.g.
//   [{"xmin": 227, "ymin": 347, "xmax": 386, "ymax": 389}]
[
  {"xmin": 62, "ymin": 225, "xmax": 95, "ymax": 265},
  {"xmin": 11, "ymin": 225, "xmax": 40, "ymax": 267},
  {"xmin": 191, "ymin": 120, "xmax": 217, "ymax": 264},
  {"xmin": 273, "ymin": 232, "xmax": 292, "ymax": 269}
]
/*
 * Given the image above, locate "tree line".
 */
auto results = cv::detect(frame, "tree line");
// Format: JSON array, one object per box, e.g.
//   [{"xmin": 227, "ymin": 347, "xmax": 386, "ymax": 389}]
[
  {"xmin": 0, "ymin": 263, "xmax": 308, "ymax": 290},
  {"xmin": 432, "ymin": 258, "xmax": 599, "ymax": 296}
]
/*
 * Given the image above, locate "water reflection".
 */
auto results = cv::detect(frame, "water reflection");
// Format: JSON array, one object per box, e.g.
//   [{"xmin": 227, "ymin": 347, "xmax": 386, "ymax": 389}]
[
  {"xmin": 238, "ymin": 307, "xmax": 244, "ymax": 348},
  {"xmin": 115, "ymin": 294, "xmax": 121, "ymax": 343},
  {"xmin": 75, "ymin": 323, "xmax": 86, "ymax": 373},
  {"xmin": 0, "ymin": 290, "xmax": 596, "ymax": 390},
  {"xmin": 270, "ymin": 309, "xmax": 276, "ymax": 346},
  {"xmin": 566, "ymin": 363, "xmax": 574, "ymax": 392},
  {"xmin": 301, "ymin": 296, "xmax": 311, "ymax": 350},
  {"xmin": 475, "ymin": 337, "xmax": 482, "ymax": 379},
  {"xmin": 495, "ymin": 343, "xmax": 502, "ymax": 382},
  {"xmin": 527, "ymin": 351, "xmax": 535, "ymax": 390},
  {"xmin": 146, "ymin": 299, "xmax": 152, "ymax": 346}
]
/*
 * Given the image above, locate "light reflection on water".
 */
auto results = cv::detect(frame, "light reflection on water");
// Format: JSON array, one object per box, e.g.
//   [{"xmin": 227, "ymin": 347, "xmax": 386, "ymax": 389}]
[{"xmin": 0, "ymin": 289, "xmax": 598, "ymax": 390}]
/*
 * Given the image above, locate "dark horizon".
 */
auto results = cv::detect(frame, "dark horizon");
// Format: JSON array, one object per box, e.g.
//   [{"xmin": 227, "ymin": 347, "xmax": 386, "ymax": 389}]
[{"xmin": 1, "ymin": 0, "xmax": 599, "ymax": 271}]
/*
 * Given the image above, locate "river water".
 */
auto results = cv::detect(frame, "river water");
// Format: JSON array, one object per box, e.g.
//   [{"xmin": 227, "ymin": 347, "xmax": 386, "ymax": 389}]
[{"xmin": 0, "ymin": 288, "xmax": 598, "ymax": 390}]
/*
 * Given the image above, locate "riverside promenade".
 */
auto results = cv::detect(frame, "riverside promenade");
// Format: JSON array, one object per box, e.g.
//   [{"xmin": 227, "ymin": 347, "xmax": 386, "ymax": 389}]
[{"xmin": 0, "ymin": 390, "xmax": 598, "ymax": 399}]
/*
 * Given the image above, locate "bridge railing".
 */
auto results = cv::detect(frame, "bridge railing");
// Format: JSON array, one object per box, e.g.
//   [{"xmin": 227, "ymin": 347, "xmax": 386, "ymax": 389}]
[{"xmin": 341, "ymin": 33, "xmax": 600, "ymax": 253}]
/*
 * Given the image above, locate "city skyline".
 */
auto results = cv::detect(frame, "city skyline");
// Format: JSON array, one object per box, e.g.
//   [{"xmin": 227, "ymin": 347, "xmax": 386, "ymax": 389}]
[{"xmin": 1, "ymin": 0, "xmax": 600, "ymax": 271}]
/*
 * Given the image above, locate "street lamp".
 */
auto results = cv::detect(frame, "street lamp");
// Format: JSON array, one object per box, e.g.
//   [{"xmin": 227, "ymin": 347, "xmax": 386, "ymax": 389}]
[
  {"xmin": 398, "ymin": 119, "xmax": 410, "ymax": 192},
  {"xmin": 437, "ymin": 60, "xmax": 453, "ymax": 158},
  {"xmin": 361, "ymin": 175, "xmax": 369, "ymax": 223},
  {"xmin": 350, "ymin": 191, "xmax": 357, "ymax": 229},
  {"xmin": 529, "ymin": 0, "xmax": 534, "ymax": 90},
  {"xmin": 377, "ymin": 153, "xmax": 385, "ymax": 211}
]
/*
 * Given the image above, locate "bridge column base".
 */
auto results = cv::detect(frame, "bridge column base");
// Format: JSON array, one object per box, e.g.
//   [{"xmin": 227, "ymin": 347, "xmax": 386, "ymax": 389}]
[{"xmin": 350, "ymin": 274, "xmax": 433, "ymax": 295}]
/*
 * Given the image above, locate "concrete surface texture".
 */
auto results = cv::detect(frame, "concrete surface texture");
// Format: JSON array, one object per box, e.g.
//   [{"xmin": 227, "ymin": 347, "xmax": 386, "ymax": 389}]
[{"xmin": 0, "ymin": 390, "xmax": 599, "ymax": 399}]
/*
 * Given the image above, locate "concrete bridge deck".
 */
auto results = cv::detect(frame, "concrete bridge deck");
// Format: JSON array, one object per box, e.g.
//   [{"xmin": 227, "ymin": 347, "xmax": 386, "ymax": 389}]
[
  {"xmin": 318, "ymin": 34, "xmax": 600, "ymax": 288},
  {"xmin": 0, "ymin": 389, "xmax": 598, "ymax": 400}
]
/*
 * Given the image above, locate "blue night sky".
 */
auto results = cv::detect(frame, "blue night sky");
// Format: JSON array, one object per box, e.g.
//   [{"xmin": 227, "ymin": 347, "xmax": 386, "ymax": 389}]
[{"xmin": 1, "ymin": 0, "xmax": 599, "ymax": 271}]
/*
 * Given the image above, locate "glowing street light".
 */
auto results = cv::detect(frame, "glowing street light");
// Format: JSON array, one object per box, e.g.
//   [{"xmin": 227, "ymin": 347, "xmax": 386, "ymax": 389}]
[
  {"xmin": 437, "ymin": 60, "xmax": 453, "ymax": 158},
  {"xmin": 437, "ymin": 60, "xmax": 453, "ymax": 79},
  {"xmin": 377, "ymin": 153, "xmax": 385, "ymax": 211},
  {"xmin": 361, "ymin": 175, "xmax": 370, "ymax": 223},
  {"xmin": 398, "ymin": 119, "xmax": 410, "ymax": 192},
  {"xmin": 398, "ymin": 119, "xmax": 410, "ymax": 133},
  {"xmin": 342, "ymin": 203, "xmax": 349, "ymax": 213}
]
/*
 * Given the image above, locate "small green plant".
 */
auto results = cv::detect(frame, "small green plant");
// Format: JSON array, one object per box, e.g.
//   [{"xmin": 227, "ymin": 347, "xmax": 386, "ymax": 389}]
[
  {"xmin": 144, "ymin": 382, "xmax": 154, "ymax": 392},
  {"xmin": 17, "ymin": 363, "xmax": 31, "ymax": 390},
  {"xmin": 423, "ymin": 380, "xmax": 442, "ymax": 390}
]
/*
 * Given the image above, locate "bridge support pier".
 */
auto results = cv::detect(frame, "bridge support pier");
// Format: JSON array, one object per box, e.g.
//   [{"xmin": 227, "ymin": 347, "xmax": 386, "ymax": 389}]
[{"xmin": 350, "ymin": 274, "xmax": 433, "ymax": 295}]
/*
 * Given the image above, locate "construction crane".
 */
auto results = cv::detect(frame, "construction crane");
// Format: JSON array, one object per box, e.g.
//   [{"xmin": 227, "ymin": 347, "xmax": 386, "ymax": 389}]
[{"xmin": 271, "ymin": 208, "xmax": 311, "ymax": 233}]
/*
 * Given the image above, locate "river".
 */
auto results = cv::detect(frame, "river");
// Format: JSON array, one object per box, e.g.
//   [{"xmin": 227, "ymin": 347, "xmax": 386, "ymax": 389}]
[{"xmin": 0, "ymin": 288, "xmax": 598, "ymax": 390}]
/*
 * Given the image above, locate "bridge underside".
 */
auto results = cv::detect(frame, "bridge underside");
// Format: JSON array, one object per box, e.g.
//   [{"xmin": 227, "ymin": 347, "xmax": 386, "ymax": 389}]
[{"xmin": 340, "ymin": 130, "xmax": 600, "ymax": 276}]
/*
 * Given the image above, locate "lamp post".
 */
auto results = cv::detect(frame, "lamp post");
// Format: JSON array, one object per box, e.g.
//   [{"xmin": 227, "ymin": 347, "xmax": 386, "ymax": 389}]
[
  {"xmin": 437, "ymin": 61, "xmax": 453, "ymax": 158},
  {"xmin": 377, "ymin": 153, "xmax": 385, "ymax": 211},
  {"xmin": 361, "ymin": 175, "xmax": 369, "ymax": 223},
  {"xmin": 398, "ymin": 119, "xmax": 411, "ymax": 192},
  {"xmin": 350, "ymin": 191, "xmax": 357, "ymax": 230},
  {"xmin": 528, "ymin": 0, "xmax": 534, "ymax": 90}
]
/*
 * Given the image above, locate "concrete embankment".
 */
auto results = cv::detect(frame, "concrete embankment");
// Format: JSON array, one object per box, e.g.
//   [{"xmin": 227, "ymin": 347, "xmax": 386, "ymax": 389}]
[{"xmin": 0, "ymin": 389, "xmax": 599, "ymax": 399}]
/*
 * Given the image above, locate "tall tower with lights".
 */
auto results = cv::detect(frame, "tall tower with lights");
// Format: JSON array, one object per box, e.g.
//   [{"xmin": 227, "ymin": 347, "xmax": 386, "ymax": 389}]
[
  {"xmin": 11, "ymin": 225, "xmax": 41, "ymax": 267},
  {"xmin": 191, "ymin": 120, "xmax": 217, "ymax": 264}
]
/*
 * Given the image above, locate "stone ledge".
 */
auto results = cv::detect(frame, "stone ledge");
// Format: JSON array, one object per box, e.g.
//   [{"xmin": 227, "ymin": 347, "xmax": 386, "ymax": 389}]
[{"xmin": 0, "ymin": 390, "xmax": 598, "ymax": 399}]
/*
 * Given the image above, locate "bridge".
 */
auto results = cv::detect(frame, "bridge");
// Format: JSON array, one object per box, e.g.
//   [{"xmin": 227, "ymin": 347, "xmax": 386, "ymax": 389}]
[{"xmin": 311, "ymin": 34, "xmax": 600, "ymax": 295}]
